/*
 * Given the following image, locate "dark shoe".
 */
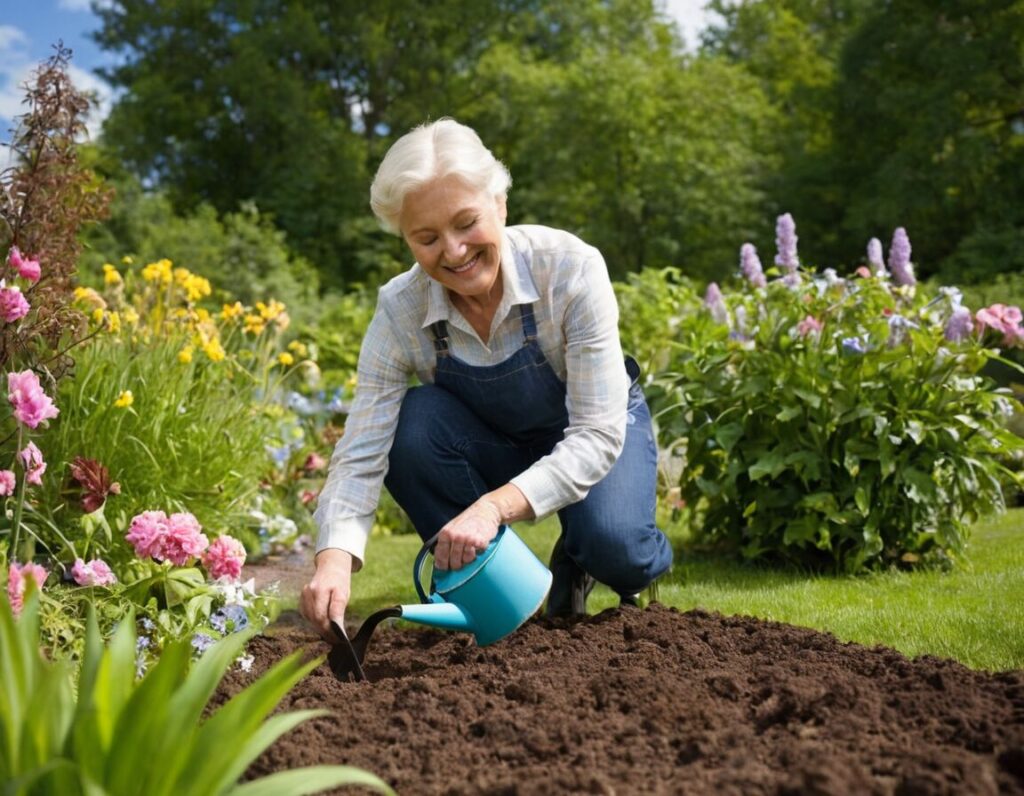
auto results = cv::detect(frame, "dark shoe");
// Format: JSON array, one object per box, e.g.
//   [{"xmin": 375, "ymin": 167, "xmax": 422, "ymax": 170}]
[
  {"xmin": 619, "ymin": 593, "xmax": 641, "ymax": 609},
  {"xmin": 545, "ymin": 535, "xmax": 595, "ymax": 617}
]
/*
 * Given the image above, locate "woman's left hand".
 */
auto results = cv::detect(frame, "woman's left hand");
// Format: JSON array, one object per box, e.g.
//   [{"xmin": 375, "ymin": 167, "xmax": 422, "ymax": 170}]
[{"xmin": 434, "ymin": 498, "xmax": 502, "ymax": 570}]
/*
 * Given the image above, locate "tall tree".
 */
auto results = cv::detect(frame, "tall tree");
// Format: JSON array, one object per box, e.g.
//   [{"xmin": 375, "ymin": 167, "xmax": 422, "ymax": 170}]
[{"xmin": 831, "ymin": 0, "xmax": 1024, "ymax": 281}]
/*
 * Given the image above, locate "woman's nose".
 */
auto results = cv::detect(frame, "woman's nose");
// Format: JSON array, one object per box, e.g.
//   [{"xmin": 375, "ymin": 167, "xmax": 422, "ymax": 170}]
[{"xmin": 442, "ymin": 234, "xmax": 467, "ymax": 263}]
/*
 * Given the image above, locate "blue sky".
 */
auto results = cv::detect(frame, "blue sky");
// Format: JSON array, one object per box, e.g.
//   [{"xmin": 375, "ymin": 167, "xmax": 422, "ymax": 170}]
[{"xmin": 0, "ymin": 0, "xmax": 716, "ymax": 149}]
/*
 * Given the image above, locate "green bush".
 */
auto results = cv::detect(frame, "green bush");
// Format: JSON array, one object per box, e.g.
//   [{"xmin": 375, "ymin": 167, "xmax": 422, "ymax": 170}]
[
  {"xmin": 0, "ymin": 594, "xmax": 391, "ymax": 795},
  {"xmin": 652, "ymin": 266, "xmax": 1022, "ymax": 572}
]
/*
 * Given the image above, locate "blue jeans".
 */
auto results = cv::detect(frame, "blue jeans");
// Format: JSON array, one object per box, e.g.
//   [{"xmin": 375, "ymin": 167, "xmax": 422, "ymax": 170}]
[{"xmin": 384, "ymin": 383, "xmax": 673, "ymax": 598}]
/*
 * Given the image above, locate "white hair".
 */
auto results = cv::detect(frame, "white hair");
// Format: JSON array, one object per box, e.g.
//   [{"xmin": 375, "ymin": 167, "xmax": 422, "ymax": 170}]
[{"xmin": 369, "ymin": 118, "xmax": 512, "ymax": 235}]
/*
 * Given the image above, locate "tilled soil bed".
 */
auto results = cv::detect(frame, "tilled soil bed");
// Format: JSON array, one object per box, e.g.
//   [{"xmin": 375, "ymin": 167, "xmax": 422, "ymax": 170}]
[{"xmin": 217, "ymin": 605, "xmax": 1024, "ymax": 795}]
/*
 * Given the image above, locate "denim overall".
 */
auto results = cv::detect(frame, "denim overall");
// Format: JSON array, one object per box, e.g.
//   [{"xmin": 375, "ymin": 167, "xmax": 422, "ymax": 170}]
[{"xmin": 384, "ymin": 303, "xmax": 673, "ymax": 604}]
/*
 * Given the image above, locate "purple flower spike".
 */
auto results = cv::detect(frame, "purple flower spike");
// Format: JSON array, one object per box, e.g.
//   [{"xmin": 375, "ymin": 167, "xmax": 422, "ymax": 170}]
[
  {"xmin": 867, "ymin": 238, "xmax": 886, "ymax": 274},
  {"xmin": 944, "ymin": 306, "xmax": 974, "ymax": 343},
  {"xmin": 739, "ymin": 243, "xmax": 767, "ymax": 288},
  {"xmin": 888, "ymin": 227, "xmax": 916, "ymax": 287},
  {"xmin": 774, "ymin": 213, "xmax": 799, "ymax": 272},
  {"xmin": 704, "ymin": 282, "xmax": 729, "ymax": 326}
]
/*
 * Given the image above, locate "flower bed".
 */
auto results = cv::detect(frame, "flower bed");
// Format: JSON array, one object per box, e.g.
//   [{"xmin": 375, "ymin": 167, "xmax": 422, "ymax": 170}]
[{"xmin": 221, "ymin": 606, "xmax": 1024, "ymax": 795}]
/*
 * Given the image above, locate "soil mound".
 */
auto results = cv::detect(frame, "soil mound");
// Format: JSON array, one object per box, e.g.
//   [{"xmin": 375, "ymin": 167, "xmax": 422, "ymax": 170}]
[{"xmin": 218, "ymin": 604, "xmax": 1024, "ymax": 795}]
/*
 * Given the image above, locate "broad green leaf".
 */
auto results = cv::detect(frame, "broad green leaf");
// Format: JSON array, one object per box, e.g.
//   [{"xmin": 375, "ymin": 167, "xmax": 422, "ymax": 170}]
[{"xmin": 228, "ymin": 765, "xmax": 395, "ymax": 796}]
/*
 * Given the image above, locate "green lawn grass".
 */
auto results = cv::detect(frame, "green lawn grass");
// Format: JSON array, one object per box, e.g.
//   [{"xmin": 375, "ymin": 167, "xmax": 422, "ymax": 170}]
[{"xmin": 342, "ymin": 507, "xmax": 1024, "ymax": 672}]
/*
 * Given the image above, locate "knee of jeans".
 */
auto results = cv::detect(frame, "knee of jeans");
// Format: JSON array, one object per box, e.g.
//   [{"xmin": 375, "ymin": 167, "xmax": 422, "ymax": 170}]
[{"xmin": 566, "ymin": 521, "xmax": 661, "ymax": 592}]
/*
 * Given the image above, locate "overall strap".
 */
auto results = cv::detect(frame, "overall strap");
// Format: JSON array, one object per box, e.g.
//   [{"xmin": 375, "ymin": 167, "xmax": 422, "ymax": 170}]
[
  {"xmin": 430, "ymin": 320, "xmax": 450, "ymax": 357},
  {"xmin": 519, "ymin": 303, "xmax": 538, "ymax": 345}
]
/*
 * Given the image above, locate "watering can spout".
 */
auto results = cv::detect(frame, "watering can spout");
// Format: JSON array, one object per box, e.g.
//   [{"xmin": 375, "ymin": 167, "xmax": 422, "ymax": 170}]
[{"xmin": 398, "ymin": 601, "xmax": 475, "ymax": 634}]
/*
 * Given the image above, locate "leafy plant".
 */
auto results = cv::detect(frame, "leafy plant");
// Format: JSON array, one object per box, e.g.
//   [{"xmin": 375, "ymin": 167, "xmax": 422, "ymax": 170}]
[
  {"xmin": 653, "ymin": 222, "xmax": 1023, "ymax": 571},
  {"xmin": 0, "ymin": 593, "xmax": 393, "ymax": 795}
]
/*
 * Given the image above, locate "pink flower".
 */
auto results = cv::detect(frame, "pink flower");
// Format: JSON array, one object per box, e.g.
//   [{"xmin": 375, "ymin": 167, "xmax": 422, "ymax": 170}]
[
  {"xmin": 202, "ymin": 535, "xmax": 247, "ymax": 580},
  {"xmin": 7, "ymin": 561, "xmax": 48, "ymax": 616},
  {"xmin": 7, "ymin": 370, "xmax": 59, "ymax": 429},
  {"xmin": 71, "ymin": 557, "xmax": 117, "ymax": 587},
  {"xmin": 303, "ymin": 452, "xmax": 327, "ymax": 473},
  {"xmin": 0, "ymin": 286, "xmax": 30, "ymax": 322},
  {"xmin": 976, "ymin": 304, "xmax": 1024, "ymax": 347},
  {"xmin": 163, "ymin": 512, "xmax": 209, "ymax": 566},
  {"xmin": 0, "ymin": 470, "xmax": 15, "ymax": 496},
  {"xmin": 300, "ymin": 489, "xmax": 319, "ymax": 505},
  {"xmin": 796, "ymin": 316, "xmax": 824, "ymax": 338},
  {"xmin": 17, "ymin": 442, "xmax": 46, "ymax": 486},
  {"xmin": 126, "ymin": 510, "xmax": 169, "ymax": 560},
  {"xmin": 7, "ymin": 247, "xmax": 40, "ymax": 283}
]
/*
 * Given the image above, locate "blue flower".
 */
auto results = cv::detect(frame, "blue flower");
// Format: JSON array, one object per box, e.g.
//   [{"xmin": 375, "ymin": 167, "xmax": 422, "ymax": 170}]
[
  {"xmin": 191, "ymin": 633, "xmax": 216, "ymax": 654},
  {"xmin": 842, "ymin": 336, "xmax": 867, "ymax": 355},
  {"xmin": 211, "ymin": 604, "xmax": 249, "ymax": 634}
]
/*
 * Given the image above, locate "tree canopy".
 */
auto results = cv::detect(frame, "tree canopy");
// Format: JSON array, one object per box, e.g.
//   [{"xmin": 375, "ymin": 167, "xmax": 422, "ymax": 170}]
[{"xmin": 91, "ymin": 0, "xmax": 1024, "ymax": 286}]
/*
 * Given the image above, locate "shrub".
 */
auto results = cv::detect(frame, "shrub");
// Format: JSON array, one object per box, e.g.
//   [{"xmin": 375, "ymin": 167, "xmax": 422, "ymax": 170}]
[{"xmin": 653, "ymin": 222, "xmax": 1023, "ymax": 572}]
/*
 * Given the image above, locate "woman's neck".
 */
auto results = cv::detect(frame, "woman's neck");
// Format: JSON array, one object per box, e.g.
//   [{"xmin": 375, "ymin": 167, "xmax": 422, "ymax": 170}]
[{"xmin": 449, "ymin": 273, "xmax": 504, "ymax": 343}]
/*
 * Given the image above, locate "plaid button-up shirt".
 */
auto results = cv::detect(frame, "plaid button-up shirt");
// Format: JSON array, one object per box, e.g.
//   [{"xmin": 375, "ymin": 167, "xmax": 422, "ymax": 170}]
[{"xmin": 314, "ymin": 224, "xmax": 629, "ymax": 568}]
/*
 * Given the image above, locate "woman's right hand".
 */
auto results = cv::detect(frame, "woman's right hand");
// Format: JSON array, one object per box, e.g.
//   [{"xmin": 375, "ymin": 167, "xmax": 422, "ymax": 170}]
[{"xmin": 300, "ymin": 549, "xmax": 353, "ymax": 641}]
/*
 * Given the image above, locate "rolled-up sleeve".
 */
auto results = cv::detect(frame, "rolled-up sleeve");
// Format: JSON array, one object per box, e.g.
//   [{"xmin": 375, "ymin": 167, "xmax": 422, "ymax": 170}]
[
  {"xmin": 509, "ymin": 252, "xmax": 629, "ymax": 517},
  {"xmin": 313, "ymin": 298, "xmax": 411, "ymax": 570}
]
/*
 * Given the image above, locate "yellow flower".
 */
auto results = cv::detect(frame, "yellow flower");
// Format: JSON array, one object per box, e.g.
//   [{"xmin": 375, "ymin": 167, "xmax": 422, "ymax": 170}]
[
  {"xmin": 256, "ymin": 299, "xmax": 286, "ymax": 321},
  {"xmin": 142, "ymin": 258, "xmax": 173, "ymax": 285},
  {"xmin": 277, "ymin": 352, "xmax": 294, "ymax": 367},
  {"xmin": 74, "ymin": 286, "xmax": 106, "ymax": 309},
  {"xmin": 102, "ymin": 263, "xmax": 123, "ymax": 285},
  {"xmin": 195, "ymin": 308, "xmax": 210, "ymax": 323},
  {"xmin": 202, "ymin": 339, "xmax": 226, "ymax": 362},
  {"xmin": 106, "ymin": 311, "xmax": 121, "ymax": 334},
  {"xmin": 122, "ymin": 307, "xmax": 140, "ymax": 326},
  {"xmin": 121, "ymin": 255, "xmax": 134, "ymax": 265},
  {"xmin": 287, "ymin": 340, "xmax": 308, "ymax": 358},
  {"xmin": 184, "ymin": 274, "xmax": 211, "ymax": 302},
  {"xmin": 243, "ymin": 314, "xmax": 266, "ymax": 336},
  {"xmin": 92, "ymin": 308, "xmax": 105, "ymax": 326},
  {"xmin": 178, "ymin": 345, "xmax": 194, "ymax": 364},
  {"xmin": 114, "ymin": 390, "xmax": 134, "ymax": 408},
  {"xmin": 221, "ymin": 301, "xmax": 244, "ymax": 321},
  {"xmin": 172, "ymin": 307, "xmax": 190, "ymax": 320}
]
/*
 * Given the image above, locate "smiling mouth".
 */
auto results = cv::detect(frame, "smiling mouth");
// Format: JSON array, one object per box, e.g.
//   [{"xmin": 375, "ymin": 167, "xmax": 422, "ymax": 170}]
[{"xmin": 446, "ymin": 253, "xmax": 480, "ymax": 274}]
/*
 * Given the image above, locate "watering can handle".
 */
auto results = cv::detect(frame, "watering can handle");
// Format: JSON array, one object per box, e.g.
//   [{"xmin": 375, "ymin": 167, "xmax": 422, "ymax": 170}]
[{"xmin": 413, "ymin": 532, "xmax": 442, "ymax": 604}]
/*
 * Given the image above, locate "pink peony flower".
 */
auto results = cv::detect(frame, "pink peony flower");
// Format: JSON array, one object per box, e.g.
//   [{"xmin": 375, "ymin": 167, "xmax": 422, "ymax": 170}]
[
  {"xmin": 17, "ymin": 441, "xmax": 46, "ymax": 486},
  {"xmin": 0, "ymin": 470, "xmax": 15, "ymax": 496},
  {"xmin": 126, "ymin": 510, "xmax": 169, "ymax": 560},
  {"xmin": 71, "ymin": 557, "xmax": 117, "ymax": 587},
  {"xmin": 7, "ymin": 370, "xmax": 59, "ymax": 429},
  {"xmin": 7, "ymin": 561, "xmax": 48, "ymax": 616},
  {"xmin": 202, "ymin": 535, "xmax": 247, "ymax": 580},
  {"xmin": 0, "ymin": 286, "xmax": 30, "ymax": 322},
  {"xmin": 7, "ymin": 247, "xmax": 41, "ymax": 283},
  {"xmin": 976, "ymin": 304, "xmax": 1024, "ymax": 347},
  {"xmin": 796, "ymin": 315, "xmax": 824, "ymax": 338},
  {"xmin": 163, "ymin": 512, "xmax": 209, "ymax": 566}
]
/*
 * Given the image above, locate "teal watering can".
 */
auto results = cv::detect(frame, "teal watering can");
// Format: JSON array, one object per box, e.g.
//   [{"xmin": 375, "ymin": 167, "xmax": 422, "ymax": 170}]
[{"xmin": 329, "ymin": 524, "xmax": 552, "ymax": 681}]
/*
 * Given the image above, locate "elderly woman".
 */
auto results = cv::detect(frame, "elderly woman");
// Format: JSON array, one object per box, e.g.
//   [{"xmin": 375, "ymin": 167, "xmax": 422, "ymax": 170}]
[{"xmin": 301, "ymin": 119, "xmax": 672, "ymax": 637}]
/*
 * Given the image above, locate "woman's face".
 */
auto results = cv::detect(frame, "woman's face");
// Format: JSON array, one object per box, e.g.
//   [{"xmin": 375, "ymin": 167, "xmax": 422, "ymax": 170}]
[{"xmin": 399, "ymin": 174, "xmax": 507, "ymax": 300}]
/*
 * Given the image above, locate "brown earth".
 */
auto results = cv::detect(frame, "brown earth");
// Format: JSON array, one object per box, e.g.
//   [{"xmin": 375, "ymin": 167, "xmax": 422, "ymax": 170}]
[{"xmin": 216, "ymin": 603, "xmax": 1024, "ymax": 795}]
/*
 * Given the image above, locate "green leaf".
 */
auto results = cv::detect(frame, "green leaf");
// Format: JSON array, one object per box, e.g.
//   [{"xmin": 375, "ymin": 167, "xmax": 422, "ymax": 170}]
[
  {"xmin": 775, "ymin": 405, "xmax": 802, "ymax": 422},
  {"xmin": 713, "ymin": 422, "xmax": 744, "ymax": 453},
  {"xmin": 228, "ymin": 765, "xmax": 395, "ymax": 796},
  {"xmin": 855, "ymin": 482, "xmax": 872, "ymax": 517},
  {"xmin": 748, "ymin": 449, "xmax": 785, "ymax": 481}
]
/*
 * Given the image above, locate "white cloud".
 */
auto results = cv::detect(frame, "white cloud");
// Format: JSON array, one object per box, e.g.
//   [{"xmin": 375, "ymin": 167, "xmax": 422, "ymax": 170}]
[{"xmin": 661, "ymin": 0, "xmax": 724, "ymax": 51}]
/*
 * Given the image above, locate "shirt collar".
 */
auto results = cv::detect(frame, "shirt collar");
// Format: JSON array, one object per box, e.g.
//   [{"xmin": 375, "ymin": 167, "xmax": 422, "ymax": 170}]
[{"xmin": 420, "ymin": 228, "xmax": 540, "ymax": 330}]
